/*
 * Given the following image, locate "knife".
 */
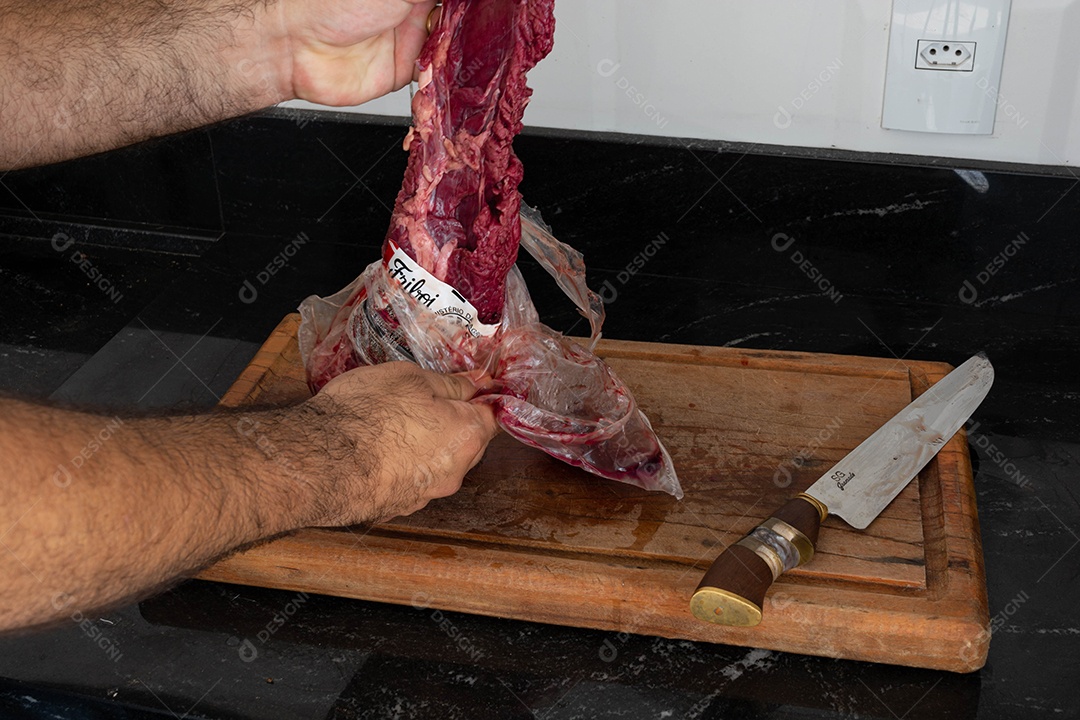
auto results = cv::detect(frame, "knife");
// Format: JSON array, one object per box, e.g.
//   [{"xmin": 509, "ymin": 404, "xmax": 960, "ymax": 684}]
[{"xmin": 690, "ymin": 353, "xmax": 994, "ymax": 627}]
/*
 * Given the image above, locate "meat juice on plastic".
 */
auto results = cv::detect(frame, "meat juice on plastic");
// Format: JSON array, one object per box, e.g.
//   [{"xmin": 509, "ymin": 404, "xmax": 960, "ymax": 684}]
[{"xmin": 298, "ymin": 0, "xmax": 682, "ymax": 498}]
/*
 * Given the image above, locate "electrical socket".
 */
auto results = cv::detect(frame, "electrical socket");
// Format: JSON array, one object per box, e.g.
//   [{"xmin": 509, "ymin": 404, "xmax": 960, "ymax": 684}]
[
  {"xmin": 916, "ymin": 40, "xmax": 976, "ymax": 71},
  {"xmin": 882, "ymin": 0, "xmax": 1012, "ymax": 134}
]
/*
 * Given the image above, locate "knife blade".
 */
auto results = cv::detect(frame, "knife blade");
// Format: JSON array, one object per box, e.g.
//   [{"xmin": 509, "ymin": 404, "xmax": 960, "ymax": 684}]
[{"xmin": 690, "ymin": 353, "xmax": 994, "ymax": 627}]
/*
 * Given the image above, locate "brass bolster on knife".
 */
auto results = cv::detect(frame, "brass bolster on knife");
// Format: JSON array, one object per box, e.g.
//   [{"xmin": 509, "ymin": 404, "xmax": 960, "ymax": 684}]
[{"xmin": 796, "ymin": 492, "xmax": 829, "ymax": 523}]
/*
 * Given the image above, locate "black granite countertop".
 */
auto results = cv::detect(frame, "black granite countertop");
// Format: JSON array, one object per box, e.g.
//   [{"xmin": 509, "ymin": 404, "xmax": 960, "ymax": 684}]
[{"xmin": 0, "ymin": 111, "xmax": 1076, "ymax": 719}]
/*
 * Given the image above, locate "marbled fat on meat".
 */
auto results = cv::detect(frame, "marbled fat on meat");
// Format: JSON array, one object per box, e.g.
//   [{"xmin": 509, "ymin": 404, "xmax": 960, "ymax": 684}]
[{"xmin": 385, "ymin": 0, "xmax": 555, "ymax": 324}]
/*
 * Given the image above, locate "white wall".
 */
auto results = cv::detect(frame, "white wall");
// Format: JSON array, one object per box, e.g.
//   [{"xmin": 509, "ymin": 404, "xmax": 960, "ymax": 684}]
[{"xmin": 284, "ymin": 0, "xmax": 1080, "ymax": 167}]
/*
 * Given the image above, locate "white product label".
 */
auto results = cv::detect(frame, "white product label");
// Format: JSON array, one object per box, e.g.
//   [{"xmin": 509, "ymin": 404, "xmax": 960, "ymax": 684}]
[{"xmin": 384, "ymin": 242, "xmax": 500, "ymax": 338}]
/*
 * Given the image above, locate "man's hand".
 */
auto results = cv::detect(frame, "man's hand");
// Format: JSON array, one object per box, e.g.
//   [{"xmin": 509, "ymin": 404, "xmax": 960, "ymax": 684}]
[
  {"xmin": 278, "ymin": 0, "xmax": 436, "ymax": 107},
  {"xmin": 296, "ymin": 363, "xmax": 499, "ymax": 524},
  {"xmin": 0, "ymin": 363, "xmax": 498, "ymax": 633},
  {"xmin": 0, "ymin": 0, "xmax": 438, "ymax": 170}
]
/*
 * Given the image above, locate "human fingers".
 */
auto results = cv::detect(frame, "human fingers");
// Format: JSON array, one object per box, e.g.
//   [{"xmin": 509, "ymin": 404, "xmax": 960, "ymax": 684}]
[
  {"xmin": 413, "ymin": 367, "xmax": 484, "ymax": 402},
  {"xmin": 396, "ymin": 1, "xmax": 437, "ymax": 88},
  {"xmin": 426, "ymin": 4, "xmax": 442, "ymax": 33},
  {"xmin": 459, "ymin": 397, "xmax": 500, "ymax": 446},
  {"xmin": 411, "ymin": 402, "xmax": 497, "ymax": 501}
]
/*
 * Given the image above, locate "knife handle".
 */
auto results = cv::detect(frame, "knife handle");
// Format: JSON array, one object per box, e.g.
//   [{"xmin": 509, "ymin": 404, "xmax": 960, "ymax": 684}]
[{"xmin": 690, "ymin": 494, "xmax": 826, "ymax": 627}]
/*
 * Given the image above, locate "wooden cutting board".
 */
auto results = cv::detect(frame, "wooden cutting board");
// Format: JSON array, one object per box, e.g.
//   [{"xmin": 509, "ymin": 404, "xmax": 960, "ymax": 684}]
[{"xmin": 199, "ymin": 314, "xmax": 989, "ymax": 672}]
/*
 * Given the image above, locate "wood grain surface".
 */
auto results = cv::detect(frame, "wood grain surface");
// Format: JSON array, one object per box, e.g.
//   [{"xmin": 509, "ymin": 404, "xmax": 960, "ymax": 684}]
[{"xmin": 199, "ymin": 314, "xmax": 990, "ymax": 672}]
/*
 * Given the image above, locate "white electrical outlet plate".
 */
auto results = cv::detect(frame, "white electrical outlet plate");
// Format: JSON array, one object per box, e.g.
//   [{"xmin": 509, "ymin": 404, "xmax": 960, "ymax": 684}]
[
  {"xmin": 916, "ymin": 40, "xmax": 976, "ymax": 71},
  {"xmin": 882, "ymin": 0, "xmax": 1012, "ymax": 134}
]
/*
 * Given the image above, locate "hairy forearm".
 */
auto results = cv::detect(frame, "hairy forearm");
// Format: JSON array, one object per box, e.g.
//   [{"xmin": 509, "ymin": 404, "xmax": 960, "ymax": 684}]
[
  {"xmin": 0, "ymin": 0, "xmax": 289, "ymax": 170},
  {"xmin": 0, "ymin": 362, "xmax": 496, "ymax": 634},
  {"xmin": 0, "ymin": 398, "xmax": 330, "ymax": 632}
]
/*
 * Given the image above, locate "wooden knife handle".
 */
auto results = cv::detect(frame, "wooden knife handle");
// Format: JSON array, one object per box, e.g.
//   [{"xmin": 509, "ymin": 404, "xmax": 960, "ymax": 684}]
[{"xmin": 690, "ymin": 494, "xmax": 826, "ymax": 627}]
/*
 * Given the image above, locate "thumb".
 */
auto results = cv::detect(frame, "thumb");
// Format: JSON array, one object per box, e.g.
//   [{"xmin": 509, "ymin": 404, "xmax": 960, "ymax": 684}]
[
  {"xmin": 462, "ymin": 399, "xmax": 500, "ymax": 443},
  {"xmin": 424, "ymin": 369, "xmax": 485, "ymax": 402}
]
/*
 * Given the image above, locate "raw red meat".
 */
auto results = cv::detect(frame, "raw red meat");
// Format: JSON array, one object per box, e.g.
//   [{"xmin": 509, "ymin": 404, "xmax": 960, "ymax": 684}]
[
  {"xmin": 298, "ymin": 0, "xmax": 682, "ymax": 498},
  {"xmin": 386, "ymin": 0, "xmax": 552, "ymax": 324}
]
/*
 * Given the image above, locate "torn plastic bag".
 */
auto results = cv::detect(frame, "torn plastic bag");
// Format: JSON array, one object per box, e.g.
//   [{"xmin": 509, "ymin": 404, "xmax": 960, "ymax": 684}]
[{"xmin": 298, "ymin": 206, "xmax": 682, "ymax": 499}]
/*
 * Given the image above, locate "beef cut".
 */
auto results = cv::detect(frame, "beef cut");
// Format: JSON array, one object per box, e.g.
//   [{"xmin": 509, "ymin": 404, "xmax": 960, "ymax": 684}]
[
  {"xmin": 299, "ymin": 0, "xmax": 682, "ymax": 498},
  {"xmin": 386, "ymin": 0, "xmax": 551, "ymax": 324}
]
